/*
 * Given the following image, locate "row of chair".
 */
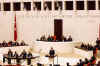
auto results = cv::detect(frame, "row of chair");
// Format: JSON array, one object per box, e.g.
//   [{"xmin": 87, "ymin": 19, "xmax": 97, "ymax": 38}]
[{"xmin": 0, "ymin": 40, "xmax": 27, "ymax": 47}]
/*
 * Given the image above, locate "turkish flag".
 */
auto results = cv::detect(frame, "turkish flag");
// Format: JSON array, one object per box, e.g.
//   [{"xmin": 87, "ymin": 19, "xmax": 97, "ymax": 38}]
[
  {"xmin": 14, "ymin": 14, "xmax": 17, "ymax": 41},
  {"xmin": 99, "ymin": 24, "xmax": 100, "ymax": 40}
]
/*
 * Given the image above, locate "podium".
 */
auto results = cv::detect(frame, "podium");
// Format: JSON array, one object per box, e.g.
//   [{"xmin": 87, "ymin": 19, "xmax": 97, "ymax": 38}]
[
  {"xmin": 37, "ymin": 63, "xmax": 43, "ymax": 66},
  {"xmin": 53, "ymin": 64, "xmax": 60, "ymax": 66}
]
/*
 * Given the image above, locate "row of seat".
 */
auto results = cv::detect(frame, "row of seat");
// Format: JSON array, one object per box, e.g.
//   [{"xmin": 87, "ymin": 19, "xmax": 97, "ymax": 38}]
[{"xmin": 0, "ymin": 40, "xmax": 27, "ymax": 47}]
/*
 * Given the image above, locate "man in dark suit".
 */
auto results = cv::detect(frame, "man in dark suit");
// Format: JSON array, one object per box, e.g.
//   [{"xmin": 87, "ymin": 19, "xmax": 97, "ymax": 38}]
[
  {"xmin": 20, "ymin": 40, "xmax": 25, "ymax": 46},
  {"xmin": 49, "ymin": 47, "xmax": 55, "ymax": 58},
  {"xmin": 8, "ymin": 49, "xmax": 13, "ymax": 57},
  {"xmin": 7, "ymin": 49, "xmax": 13, "ymax": 64},
  {"xmin": 96, "ymin": 38, "xmax": 100, "ymax": 45},
  {"xmin": 13, "ymin": 51, "xmax": 20, "ymax": 64},
  {"xmin": 96, "ymin": 38, "xmax": 100, "ymax": 49},
  {"xmin": 27, "ymin": 52, "xmax": 32, "ymax": 65},
  {"xmin": 2, "ymin": 40, "xmax": 7, "ymax": 47},
  {"xmin": 20, "ymin": 49, "xmax": 27, "ymax": 59}
]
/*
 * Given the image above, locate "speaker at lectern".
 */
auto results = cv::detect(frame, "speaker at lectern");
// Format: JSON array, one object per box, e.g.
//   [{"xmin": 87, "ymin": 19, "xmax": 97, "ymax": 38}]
[
  {"xmin": 37, "ymin": 63, "xmax": 43, "ymax": 66},
  {"xmin": 53, "ymin": 64, "xmax": 60, "ymax": 66},
  {"xmin": 49, "ymin": 64, "xmax": 52, "ymax": 66}
]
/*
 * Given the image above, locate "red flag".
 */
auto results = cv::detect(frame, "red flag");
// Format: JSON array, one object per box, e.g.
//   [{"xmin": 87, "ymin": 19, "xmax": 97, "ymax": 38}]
[
  {"xmin": 99, "ymin": 24, "xmax": 100, "ymax": 40},
  {"xmin": 14, "ymin": 14, "xmax": 17, "ymax": 41}
]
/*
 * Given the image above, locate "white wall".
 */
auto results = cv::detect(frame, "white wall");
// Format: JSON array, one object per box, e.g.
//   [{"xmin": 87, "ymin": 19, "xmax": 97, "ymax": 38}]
[{"xmin": 0, "ymin": 11, "xmax": 99, "ymax": 44}]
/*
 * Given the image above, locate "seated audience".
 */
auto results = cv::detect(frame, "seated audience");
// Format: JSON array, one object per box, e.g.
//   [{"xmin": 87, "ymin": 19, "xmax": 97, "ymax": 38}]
[
  {"xmin": 76, "ymin": 62, "xmax": 80, "ymax": 66},
  {"xmin": 0, "ymin": 43, "xmax": 2, "ymax": 47},
  {"xmin": 96, "ymin": 38, "xmax": 100, "ymax": 45},
  {"xmin": 0, "ymin": 40, "xmax": 27, "ymax": 48},
  {"xmin": 62, "ymin": 36, "xmax": 67, "ymax": 41},
  {"xmin": 80, "ymin": 42, "xmax": 85, "ymax": 48},
  {"xmin": 67, "ymin": 35, "xmax": 72, "ymax": 41},
  {"xmin": 79, "ymin": 59, "xmax": 84, "ymax": 66},
  {"xmin": 2, "ymin": 40, "xmax": 7, "ymax": 47},
  {"xmin": 80, "ymin": 42, "xmax": 94, "ymax": 51},
  {"xmin": 8, "ymin": 49, "xmax": 13, "ymax": 57},
  {"xmin": 53, "ymin": 35, "xmax": 56, "ymax": 41},
  {"xmin": 95, "ymin": 38, "xmax": 100, "ymax": 50},
  {"xmin": 11, "ymin": 41, "xmax": 19, "ymax": 46},
  {"xmin": 47, "ymin": 35, "xmax": 53, "ymax": 41},
  {"xmin": 3, "ymin": 49, "xmax": 35, "ymax": 65},
  {"xmin": 84, "ymin": 58, "xmax": 89, "ymax": 64},
  {"xmin": 93, "ymin": 48, "xmax": 98, "ymax": 57},
  {"xmin": 7, "ymin": 49, "xmax": 13, "ymax": 64},
  {"xmin": 15, "ymin": 41, "xmax": 19, "ymax": 46},
  {"xmin": 37, "ymin": 63, "xmax": 43, "ymax": 66},
  {"xmin": 3, "ymin": 54, "xmax": 7, "ymax": 63},
  {"xmin": 27, "ymin": 52, "xmax": 33, "ymax": 65},
  {"xmin": 14, "ymin": 51, "xmax": 19, "ymax": 58},
  {"xmin": 20, "ymin": 49, "xmax": 27, "ymax": 59},
  {"xmin": 76, "ymin": 53, "xmax": 97, "ymax": 66},
  {"xmin": 27, "ymin": 52, "xmax": 32, "ymax": 58},
  {"xmin": 90, "ymin": 56, "xmax": 96, "ymax": 65},
  {"xmin": 20, "ymin": 40, "xmax": 26, "ymax": 46},
  {"xmin": 66, "ymin": 62, "xmax": 71, "ymax": 66},
  {"xmin": 97, "ymin": 61, "xmax": 100, "ymax": 66},
  {"xmin": 38, "ymin": 34, "xmax": 73, "ymax": 42},
  {"xmin": 40, "ymin": 35, "xmax": 46, "ymax": 41},
  {"xmin": 14, "ymin": 51, "xmax": 20, "ymax": 64},
  {"xmin": 8, "ymin": 40, "xmax": 13, "ymax": 46}
]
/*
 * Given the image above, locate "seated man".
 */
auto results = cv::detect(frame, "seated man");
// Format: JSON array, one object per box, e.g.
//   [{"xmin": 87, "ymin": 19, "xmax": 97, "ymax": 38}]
[
  {"xmin": 20, "ymin": 40, "xmax": 26, "ymax": 46},
  {"xmin": 3, "ymin": 54, "xmax": 7, "ymax": 63},
  {"xmin": 14, "ymin": 51, "xmax": 19, "ymax": 58},
  {"xmin": 13, "ymin": 51, "xmax": 20, "ymax": 64},
  {"xmin": 84, "ymin": 58, "xmax": 89, "ymax": 64},
  {"xmin": 67, "ymin": 35, "xmax": 72, "ymax": 41},
  {"xmin": 8, "ymin": 40, "xmax": 13, "ymax": 46},
  {"xmin": 90, "ymin": 56, "xmax": 96, "ymax": 65},
  {"xmin": 66, "ymin": 62, "xmax": 71, "ymax": 66},
  {"xmin": 96, "ymin": 38, "xmax": 100, "ymax": 45},
  {"xmin": 7, "ymin": 49, "xmax": 13, "ymax": 64},
  {"xmin": 97, "ymin": 61, "xmax": 100, "ymax": 66},
  {"xmin": 49, "ymin": 47, "xmax": 55, "ymax": 58},
  {"xmin": 27, "ymin": 52, "xmax": 33, "ymax": 65},
  {"xmin": 27, "ymin": 52, "xmax": 32, "ymax": 58},
  {"xmin": 81, "ymin": 42, "xmax": 85, "ymax": 49},
  {"xmin": 8, "ymin": 49, "xmax": 13, "ymax": 57},
  {"xmin": 2, "ymin": 40, "xmax": 7, "ymax": 47},
  {"xmin": 20, "ymin": 49, "xmax": 27, "ymax": 59},
  {"xmin": 15, "ymin": 41, "xmax": 19, "ymax": 46},
  {"xmin": 79, "ymin": 59, "xmax": 84, "ymax": 66}
]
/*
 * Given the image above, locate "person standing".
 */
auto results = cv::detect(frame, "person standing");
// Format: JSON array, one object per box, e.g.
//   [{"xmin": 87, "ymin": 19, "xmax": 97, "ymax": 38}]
[{"xmin": 49, "ymin": 47, "xmax": 55, "ymax": 58}]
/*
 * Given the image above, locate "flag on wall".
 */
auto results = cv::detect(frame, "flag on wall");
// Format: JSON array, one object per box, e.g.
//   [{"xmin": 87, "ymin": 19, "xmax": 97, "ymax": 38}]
[
  {"xmin": 98, "ymin": 24, "xmax": 100, "ymax": 40},
  {"xmin": 14, "ymin": 14, "xmax": 17, "ymax": 41}
]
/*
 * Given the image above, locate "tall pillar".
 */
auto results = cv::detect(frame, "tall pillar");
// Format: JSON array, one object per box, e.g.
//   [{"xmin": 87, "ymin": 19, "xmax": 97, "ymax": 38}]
[
  {"xmin": 42, "ymin": 0, "xmax": 44, "ymax": 10},
  {"xmin": 11, "ymin": 2, "xmax": 13, "ymax": 11},
  {"xmin": 31, "ymin": 1, "xmax": 33, "ymax": 11},
  {"xmin": 84, "ymin": 0, "xmax": 88, "ymax": 11},
  {"xmin": 73, "ymin": 0, "xmax": 77, "ymax": 11},
  {"xmin": 1, "ymin": 1, "xmax": 3, "ymax": 11},
  {"xmin": 52, "ymin": 0, "xmax": 54, "ymax": 11},
  {"xmin": 96, "ymin": 0, "xmax": 99, "ymax": 10},
  {"xmin": 63, "ymin": 0, "xmax": 65, "ymax": 10},
  {"xmin": 21, "ymin": 1, "xmax": 24, "ymax": 11}
]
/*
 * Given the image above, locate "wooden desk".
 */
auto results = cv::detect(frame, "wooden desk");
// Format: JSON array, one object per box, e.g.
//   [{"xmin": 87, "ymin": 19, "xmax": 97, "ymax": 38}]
[{"xmin": 3, "ymin": 54, "xmax": 39, "ymax": 65}]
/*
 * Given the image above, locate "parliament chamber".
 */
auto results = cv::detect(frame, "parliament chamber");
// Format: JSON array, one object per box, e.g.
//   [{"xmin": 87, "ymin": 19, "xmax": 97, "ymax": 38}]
[{"xmin": 0, "ymin": 0, "xmax": 100, "ymax": 66}]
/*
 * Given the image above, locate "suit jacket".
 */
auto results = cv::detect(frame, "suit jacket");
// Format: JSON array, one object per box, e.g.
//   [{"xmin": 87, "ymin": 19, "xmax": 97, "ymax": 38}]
[{"xmin": 49, "ymin": 49, "xmax": 55, "ymax": 56}]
